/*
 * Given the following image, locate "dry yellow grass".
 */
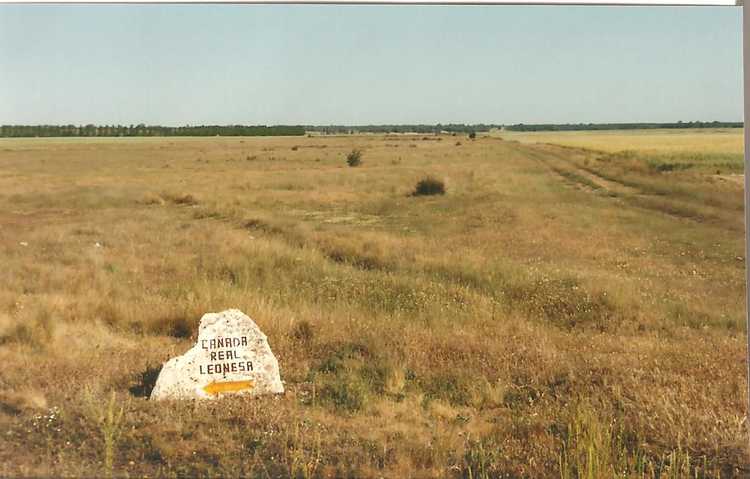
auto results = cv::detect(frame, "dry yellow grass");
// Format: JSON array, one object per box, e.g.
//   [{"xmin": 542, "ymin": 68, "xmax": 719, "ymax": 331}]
[
  {"xmin": 499, "ymin": 127, "xmax": 744, "ymax": 155},
  {"xmin": 0, "ymin": 131, "xmax": 746, "ymax": 477}
]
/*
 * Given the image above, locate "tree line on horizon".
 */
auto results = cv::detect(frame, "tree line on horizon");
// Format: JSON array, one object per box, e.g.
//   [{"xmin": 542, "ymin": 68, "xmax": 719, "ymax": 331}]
[
  {"xmin": 0, "ymin": 121, "xmax": 742, "ymax": 138},
  {"xmin": 0, "ymin": 124, "xmax": 306, "ymax": 138},
  {"xmin": 305, "ymin": 124, "xmax": 498, "ymax": 135}
]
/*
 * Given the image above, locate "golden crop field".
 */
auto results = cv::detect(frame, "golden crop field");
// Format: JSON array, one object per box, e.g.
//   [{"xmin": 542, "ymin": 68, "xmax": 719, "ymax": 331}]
[
  {"xmin": 499, "ymin": 128, "xmax": 744, "ymax": 155},
  {"xmin": 0, "ymin": 130, "xmax": 747, "ymax": 478}
]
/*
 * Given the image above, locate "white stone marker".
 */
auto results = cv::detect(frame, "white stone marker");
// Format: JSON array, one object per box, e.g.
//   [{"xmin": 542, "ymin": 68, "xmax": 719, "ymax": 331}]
[{"xmin": 150, "ymin": 309, "xmax": 284, "ymax": 400}]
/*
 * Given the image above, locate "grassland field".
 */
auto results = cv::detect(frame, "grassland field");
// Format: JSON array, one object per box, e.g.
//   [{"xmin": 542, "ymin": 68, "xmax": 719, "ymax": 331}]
[{"xmin": 0, "ymin": 128, "xmax": 747, "ymax": 478}]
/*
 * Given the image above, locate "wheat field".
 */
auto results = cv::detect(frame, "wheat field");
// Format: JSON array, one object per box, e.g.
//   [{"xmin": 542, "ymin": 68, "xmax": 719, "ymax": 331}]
[
  {"xmin": 499, "ymin": 128, "xmax": 744, "ymax": 154},
  {"xmin": 0, "ymin": 130, "xmax": 747, "ymax": 477}
]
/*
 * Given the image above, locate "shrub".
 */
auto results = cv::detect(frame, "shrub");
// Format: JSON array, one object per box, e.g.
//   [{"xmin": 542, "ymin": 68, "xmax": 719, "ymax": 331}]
[
  {"xmin": 412, "ymin": 176, "xmax": 446, "ymax": 196},
  {"xmin": 346, "ymin": 149, "xmax": 362, "ymax": 167},
  {"xmin": 468, "ymin": 131, "xmax": 476, "ymax": 140}
]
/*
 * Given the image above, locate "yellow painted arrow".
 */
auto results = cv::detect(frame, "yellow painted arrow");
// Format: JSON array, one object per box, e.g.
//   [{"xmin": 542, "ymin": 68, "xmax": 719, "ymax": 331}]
[{"xmin": 203, "ymin": 379, "xmax": 255, "ymax": 396}]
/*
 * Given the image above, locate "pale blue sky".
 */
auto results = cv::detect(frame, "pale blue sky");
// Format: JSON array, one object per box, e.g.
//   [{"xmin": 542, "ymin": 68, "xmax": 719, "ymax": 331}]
[{"xmin": 0, "ymin": 5, "xmax": 742, "ymax": 125}]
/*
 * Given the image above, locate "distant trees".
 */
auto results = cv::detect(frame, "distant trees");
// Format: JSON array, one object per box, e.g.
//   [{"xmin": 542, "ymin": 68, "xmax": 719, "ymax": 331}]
[
  {"xmin": 2, "ymin": 121, "xmax": 740, "ymax": 138},
  {"xmin": 306, "ymin": 124, "xmax": 499, "ymax": 135},
  {"xmin": 305, "ymin": 121, "xmax": 743, "ymax": 135},
  {"xmin": 0, "ymin": 124, "xmax": 306, "ymax": 138}
]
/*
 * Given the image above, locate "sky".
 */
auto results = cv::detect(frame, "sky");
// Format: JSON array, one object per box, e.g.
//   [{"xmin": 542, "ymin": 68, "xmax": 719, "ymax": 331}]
[{"xmin": 0, "ymin": 5, "xmax": 743, "ymax": 126}]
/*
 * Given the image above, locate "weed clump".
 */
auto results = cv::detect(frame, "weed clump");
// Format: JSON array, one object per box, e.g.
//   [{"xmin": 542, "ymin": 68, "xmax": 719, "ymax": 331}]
[
  {"xmin": 504, "ymin": 276, "xmax": 617, "ymax": 330},
  {"xmin": 421, "ymin": 372, "xmax": 473, "ymax": 406},
  {"xmin": 318, "ymin": 374, "xmax": 368, "ymax": 413},
  {"xmin": 292, "ymin": 320, "xmax": 314, "ymax": 344},
  {"xmin": 647, "ymin": 161, "xmax": 693, "ymax": 173},
  {"xmin": 0, "ymin": 307, "xmax": 55, "ymax": 349},
  {"xmin": 140, "ymin": 192, "xmax": 165, "ymax": 206},
  {"xmin": 411, "ymin": 176, "xmax": 446, "ymax": 196},
  {"xmin": 243, "ymin": 217, "xmax": 285, "ymax": 235},
  {"xmin": 463, "ymin": 436, "xmax": 505, "ymax": 479},
  {"xmin": 312, "ymin": 342, "xmax": 392, "ymax": 413},
  {"xmin": 85, "ymin": 391, "xmax": 126, "ymax": 479},
  {"xmin": 557, "ymin": 403, "xmax": 716, "ymax": 478},
  {"xmin": 147, "ymin": 313, "xmax": 195, "ymax": 338},
  {"xmin": 346, "ymin": 149, "xmax": 363, "ymax": 167},
  {"xmin": 163, "ymin": 193, "xmax": 198, "ymax": 206}
]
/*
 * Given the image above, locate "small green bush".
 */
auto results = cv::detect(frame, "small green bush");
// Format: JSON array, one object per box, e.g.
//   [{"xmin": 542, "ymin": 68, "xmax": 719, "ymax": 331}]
[
  {"xmin": 412, "ymin": 176, "xmax": 446, "ymax": 196},
  {"xmin": 346, "ymin": 149, "xmax": 363, "ymax": 167}
]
